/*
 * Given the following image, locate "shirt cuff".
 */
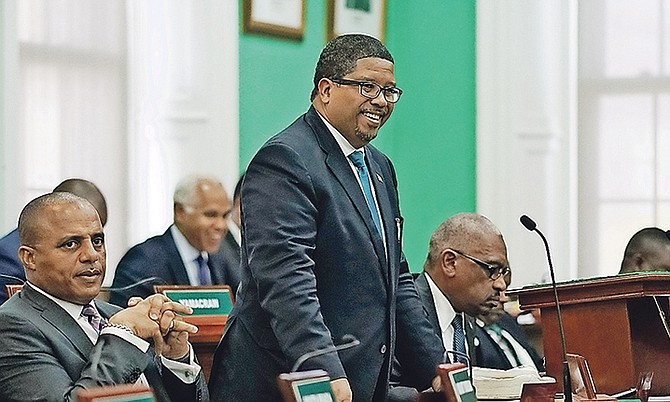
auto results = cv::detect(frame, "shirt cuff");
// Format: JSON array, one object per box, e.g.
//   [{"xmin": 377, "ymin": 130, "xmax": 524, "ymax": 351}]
[
  {"xmin": 160, "ymin": 345, "xmax": 202, "ymax": 384},
  {"xmin": 100, "ymin": 326, "xmax": 149, "ymax": 352}
]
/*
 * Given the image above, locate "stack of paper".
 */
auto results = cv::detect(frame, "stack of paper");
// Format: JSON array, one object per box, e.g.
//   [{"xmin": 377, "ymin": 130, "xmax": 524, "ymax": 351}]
[{"xmin": 472, "ymin": 366, "xmax": 556, "ymax": 400}]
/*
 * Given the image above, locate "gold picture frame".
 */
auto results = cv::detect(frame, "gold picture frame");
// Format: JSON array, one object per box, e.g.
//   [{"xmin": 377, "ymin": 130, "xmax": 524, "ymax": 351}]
[
  {"xmin": 327, "ymin": 0, "xmax": 387, "ymax": 42},
  {"xmin": 242, "ymin": 0, "xmax": 305, "ymax": 40}
]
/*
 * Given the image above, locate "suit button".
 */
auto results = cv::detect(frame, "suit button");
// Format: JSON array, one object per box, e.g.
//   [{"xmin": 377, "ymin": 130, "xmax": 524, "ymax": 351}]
[{"xmin": 380, "ymin": 344, "xmax": 387, "ymax": 354}]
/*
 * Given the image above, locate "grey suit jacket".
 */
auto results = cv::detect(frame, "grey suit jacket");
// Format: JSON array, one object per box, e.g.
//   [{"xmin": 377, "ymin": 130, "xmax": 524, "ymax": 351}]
[
  {"xmin": 208, "ymin": 107, "xmax": 444, "ymax": 402},
  {"xmin": 110, "ymin": 227, "xmax": 236, "ymax": 306},
  {"xmin": 0, "ymin": 283, "xmax": 208, "ymax": 402}
]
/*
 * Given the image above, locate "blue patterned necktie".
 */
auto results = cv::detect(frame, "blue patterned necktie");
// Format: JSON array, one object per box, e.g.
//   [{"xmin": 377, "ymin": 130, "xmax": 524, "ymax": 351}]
[
  {"xmin": 348, "ymin": 151, "xmax": 382, "ymax": 236},
  {"xmin": 452, "ymin": 313, "xmax": 467, "ymax": 363},
  {"xmin": 81, "ymin": 304, "xmax": 104, "ymax": 334},
  {"xmin": 196, "ymin": 254, "xmax": 212, "ymax": 285}
]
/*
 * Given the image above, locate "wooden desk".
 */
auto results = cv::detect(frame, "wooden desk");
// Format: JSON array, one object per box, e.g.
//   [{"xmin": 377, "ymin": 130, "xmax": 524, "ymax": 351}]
[
  {"xmin": 154, "ymin": 285, "xmax": 233, "ymax": 381},
  {"xmin": 507, "ymin": 274, "xmax": 670, "ymax": 395}
]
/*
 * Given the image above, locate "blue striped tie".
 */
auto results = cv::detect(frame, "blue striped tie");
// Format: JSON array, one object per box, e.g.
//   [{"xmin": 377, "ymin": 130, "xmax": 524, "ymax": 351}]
[
  {"xmin": 348, "ymin": 151, "xmax": 382, "ymax": 236},
  {"xmin": 452, "ymin": 313, "xmax": 467, "ymax": 363}
]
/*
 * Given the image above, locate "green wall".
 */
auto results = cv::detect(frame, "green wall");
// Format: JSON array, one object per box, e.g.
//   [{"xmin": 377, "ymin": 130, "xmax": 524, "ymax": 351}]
[{"xmin": 238, "ymin": 1, "xmax": 476, "ymax": 271}]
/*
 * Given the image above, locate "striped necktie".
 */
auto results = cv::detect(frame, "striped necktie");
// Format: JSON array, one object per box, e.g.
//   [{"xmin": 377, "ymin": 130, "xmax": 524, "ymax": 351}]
[
  {"xmin": 452, "ymin": 313, "xmax": 467, "ymax": 363},
  {"xmin": 81, "ymin": 304, "xmax": 104, "ymax": 334}
]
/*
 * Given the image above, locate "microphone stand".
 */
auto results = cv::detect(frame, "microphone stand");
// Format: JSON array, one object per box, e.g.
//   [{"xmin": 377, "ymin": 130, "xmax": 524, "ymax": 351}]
[{"xmin": 520, "ymin": 215, "xmax": 572, "ymax": 402}]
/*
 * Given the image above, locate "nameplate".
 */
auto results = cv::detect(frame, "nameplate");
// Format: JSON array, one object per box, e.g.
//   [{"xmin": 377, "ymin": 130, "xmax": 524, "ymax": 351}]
[
  {"xmin": 448, "ymin": 367, "xmax": 476, "ymax": 402},
  {"xmin": 291, "ymin": 376, "xmax": 335, "ymax": 402},
  {"xmin": 89, "ymin": 393, "xmax": 154, "ymax": 402},
  {"xmin": 161, "ymin": 288, "xmax": 233, "ymax": 316}
]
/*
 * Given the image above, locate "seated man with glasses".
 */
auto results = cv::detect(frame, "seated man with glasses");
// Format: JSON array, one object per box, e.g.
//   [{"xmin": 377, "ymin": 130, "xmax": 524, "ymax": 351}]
[{"xmin": 389, "ymin": 212, "xmax": 510, "ymax": 401}]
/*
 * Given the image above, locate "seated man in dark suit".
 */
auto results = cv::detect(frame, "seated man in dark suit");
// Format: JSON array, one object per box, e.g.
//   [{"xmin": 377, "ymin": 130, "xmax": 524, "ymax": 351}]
[
  {"xmin": 473, "ymin": 271, "xmax": 544, "ymax": 371},
  {"xmin": 0, "ymin": 178, "xmax": 108, "ymax": 305},
  {"xmin": 110, "ymin": 175, "xmax": 235, "ymax": 306},
  {"xmin": 618, "ymin": 227, "xmax": 670, "ymax": 274},
  {"xmin": 0, "ymin": 192, "xmax": 208, "ymax": 402},
  {"xmin": 389, "ymin": 212, "xmax": 509, "ymax": 401}
]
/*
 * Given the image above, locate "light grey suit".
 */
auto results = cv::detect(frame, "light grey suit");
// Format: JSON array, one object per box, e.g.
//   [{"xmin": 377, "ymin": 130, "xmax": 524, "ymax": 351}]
[{"xmin": 0, "ymin": 283, "xmax": 208, "ymax": 402}]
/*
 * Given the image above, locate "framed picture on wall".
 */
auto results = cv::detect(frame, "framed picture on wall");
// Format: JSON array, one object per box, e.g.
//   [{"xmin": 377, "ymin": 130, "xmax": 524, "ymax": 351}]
[
  {"xmin": 327, "ymin": 0, "xmax": 386, "ymax": 42},
  {"xmin": 242, "ymin": 0, "xmax": 305, "ymax": 40}
]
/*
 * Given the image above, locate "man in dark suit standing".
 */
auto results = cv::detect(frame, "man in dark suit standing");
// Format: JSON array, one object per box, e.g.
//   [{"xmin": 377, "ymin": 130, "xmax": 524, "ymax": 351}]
[
  {"xmin": 0, "ymin": 192, "xmax": 208, "ymax": 402},
  {"xmin": 0, "ymin": 178, "xmax": 108, "ymax": 305},
  {"xmin": 110, "ymin": 175, "xmax": 236, "ymax": 306},
  {"xmin": 389, "ymin": 213, "xmax": 509, "ymax": 400},
  {"xmin": 208, "ymin": 34, "xmax": 444, "ymax": 402}
]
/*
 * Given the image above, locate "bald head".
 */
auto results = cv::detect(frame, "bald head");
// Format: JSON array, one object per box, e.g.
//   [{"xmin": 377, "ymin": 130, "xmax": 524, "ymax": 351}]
[
  {"xmin": 425, "ymin": 212, "xmax": 505, "ymax": 272},
  {"xmin": 619, "ymin": 227, "xmax": 670, "ymax": 274},
  {"xmin": 423, "ymin": 213, "xmax": 509, "ymax": 317},
  {"xmin": 52, "ymin": 178, "xmax": 107, "ymax": 226}
]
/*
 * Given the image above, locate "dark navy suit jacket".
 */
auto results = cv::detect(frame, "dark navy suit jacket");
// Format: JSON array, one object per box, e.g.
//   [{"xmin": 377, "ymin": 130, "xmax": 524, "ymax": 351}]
[
  {"xmin": 473, "ymin": 312, "xmax": 544, "ymax": 371},
  {"xmin": 109, "ymin": 228, "xmax": 238, "ymax": 306},
  {"xmin": 0, "ymin": 283, "xmax": 208, "ymax": 401},
  {"xmin": 0, "ymin": 229, "xmax": 25, "ymax": 305},
  {"xmin": 208, "ymin": 107, "xmax": 444, "ymax": 402}
]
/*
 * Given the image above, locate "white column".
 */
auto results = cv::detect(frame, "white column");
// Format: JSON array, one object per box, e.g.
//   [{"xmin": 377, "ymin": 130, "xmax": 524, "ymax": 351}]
[{"xmin": 477, "ymin": 0, "xmax": 578, "ymax": 285}]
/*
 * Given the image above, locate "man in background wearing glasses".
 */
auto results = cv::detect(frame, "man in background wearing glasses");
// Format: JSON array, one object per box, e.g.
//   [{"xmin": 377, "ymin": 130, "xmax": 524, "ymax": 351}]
[
  {"xmin": 389, "ymin": 212, "xmax": 510, "ymax": 401},
  {"xmin": 208, "ymin": 34, "xmax": 444, "ymax": 402}
]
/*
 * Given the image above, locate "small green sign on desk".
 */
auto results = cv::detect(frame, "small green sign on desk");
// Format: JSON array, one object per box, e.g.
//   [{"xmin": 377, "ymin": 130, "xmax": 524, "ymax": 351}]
[
  {"xmin": 162, "ymin": 288, "xmax": 234, "ymax": 316},
  {"xmin": 292, "ymin": 376, "xmax": 335, "ymax": 402}
]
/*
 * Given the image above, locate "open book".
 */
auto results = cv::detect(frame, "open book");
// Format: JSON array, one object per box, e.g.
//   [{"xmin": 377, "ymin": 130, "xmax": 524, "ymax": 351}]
[{"xmin": 472, "ymin": 366, "xmax": 555, "ymax": 400}]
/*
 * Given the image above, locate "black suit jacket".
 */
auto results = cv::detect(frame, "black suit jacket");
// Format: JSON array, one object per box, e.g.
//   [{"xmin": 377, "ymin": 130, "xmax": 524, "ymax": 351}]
[
  {"xmin": 473, "ymin": 313, "xmax": 544, "ymax": 371},
  {"xmin": 0, "ymin": 229, "xmax": 25, "ymax": 305},
  {"xmin": 0, "ymin": 283, "xmax": 208, "ymax": 402},
  {"xmin": 110, "ymin": 228, "xmax": 236, "ymax": 306},
  {"xmin": 208, "ymin": 107, "xmax": 444, "ymax": 402},
  {"xmin": 210, "ymin": 231, "xmax": 241, "ymax": 295}
]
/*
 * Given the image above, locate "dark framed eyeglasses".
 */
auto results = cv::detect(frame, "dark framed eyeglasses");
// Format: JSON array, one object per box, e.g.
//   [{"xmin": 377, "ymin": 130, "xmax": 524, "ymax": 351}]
[
  {"xmin": 330, "ymin": 78, "xmax": 403, "ymax": 103},
  {"xmin": 449, "ymin": 248, "xmax": 511, "ymax": 280}
]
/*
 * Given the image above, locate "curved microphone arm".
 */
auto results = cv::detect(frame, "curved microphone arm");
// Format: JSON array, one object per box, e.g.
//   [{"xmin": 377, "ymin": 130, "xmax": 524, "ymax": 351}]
[
  {"xmin": 520, "ymin": 214, "xmax": 572, "ymax": 402},
  {"xmin": 291, "ymin": 335, "xmax": 360, "ymax": 373}
]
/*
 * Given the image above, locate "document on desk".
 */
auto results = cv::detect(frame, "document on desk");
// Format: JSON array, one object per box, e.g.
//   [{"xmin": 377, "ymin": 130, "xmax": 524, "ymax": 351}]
[{"xmin": 472, "ymin": 366, "xmax": 555, "ymax": 400}]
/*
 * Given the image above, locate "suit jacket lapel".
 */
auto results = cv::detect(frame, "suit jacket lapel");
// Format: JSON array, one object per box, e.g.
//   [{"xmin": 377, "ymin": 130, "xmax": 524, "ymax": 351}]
[
  {"xmin": 22, "ymin": 284, "xmax": 93, "ymax": 359},
  {"xmin": 306, "ymin": 108, "xmax": 388, "ymax": 280},
  {"xmin": 415, "ymin": 273, "xmax": 441, "ymax": 341},
  {"xmin": 164, "ymin": 229, "xmax": 192, "ymax": 284}
]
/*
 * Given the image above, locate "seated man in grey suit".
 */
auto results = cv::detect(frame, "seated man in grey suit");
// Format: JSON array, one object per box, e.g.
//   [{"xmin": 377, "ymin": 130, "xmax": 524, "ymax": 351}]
[
  {"xmin": 0, "ymin": 178, "xmax": 108, "ymax": 305},
  {"xmin": 390, "ymin": 212, "xmax": 509, "ymax": 401},
  {"xmin": 0, "ymin": 192, "xmax": 208, "ymax": 402},
  {"xmin": 619, "ymin": 227, "xmax": 670, "ymax": 274},
  {"xmin": 110, "ymin": 175, "xmax": 235, "ymax": 306}
]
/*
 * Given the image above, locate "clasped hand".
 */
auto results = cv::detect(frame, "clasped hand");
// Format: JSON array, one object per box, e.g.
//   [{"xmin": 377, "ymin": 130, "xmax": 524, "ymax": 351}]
[{"xmin": 108, "ymin": 294, "xmax": 198, "ymax": 359}]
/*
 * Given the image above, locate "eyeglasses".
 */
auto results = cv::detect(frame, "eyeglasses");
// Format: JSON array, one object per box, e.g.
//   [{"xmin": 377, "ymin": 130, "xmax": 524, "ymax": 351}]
[
  {"xmin": 330, "ymin": 78, "xmax": 403, "ymax": 103},
  {"xmin": 450, "ymin": 249, "xmax": 511, "ymax": 280}
]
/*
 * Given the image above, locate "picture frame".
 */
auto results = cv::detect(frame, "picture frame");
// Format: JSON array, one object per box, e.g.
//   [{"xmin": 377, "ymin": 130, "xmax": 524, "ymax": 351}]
[
  {"xmin": 242, "ymin": 0, "xmax": 305, "ymax": 40},
  {"xmin": 327, "ymin": 0, "xmax": 387, "ymax": 42}
]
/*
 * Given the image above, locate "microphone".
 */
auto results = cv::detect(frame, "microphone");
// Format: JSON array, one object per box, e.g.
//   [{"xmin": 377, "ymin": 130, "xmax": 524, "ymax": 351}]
[
  {"xmin": 666, "ymin": 230, "xmax": 670, "ymax": 242},
  {"xmin": 291, "ymin": 334, "xmax": 360, "ymax": 372},
  {"xmin": 0, "ymin": 274, "xmax": 25, "ymax": 284},
  {"xmin": 520, "ymin": 215, "xmax": 572, "ymax": 402}
]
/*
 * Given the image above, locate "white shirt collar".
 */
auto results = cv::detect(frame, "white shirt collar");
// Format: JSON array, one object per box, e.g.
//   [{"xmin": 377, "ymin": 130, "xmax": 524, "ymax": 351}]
[
  {"xmin": 27, "ymin": 281, "xmax": 94, "ymax": 321},
  {"xmin": 170, "ymin": 224, "xmax": 205, "ymax": 263},
  {"xmin": 315, "ymin": 109, "xmax": 364, "ymax": 157},
  {"xmin": 425, "ymin": 273, "xmax": 457, "ymax": 334}
]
